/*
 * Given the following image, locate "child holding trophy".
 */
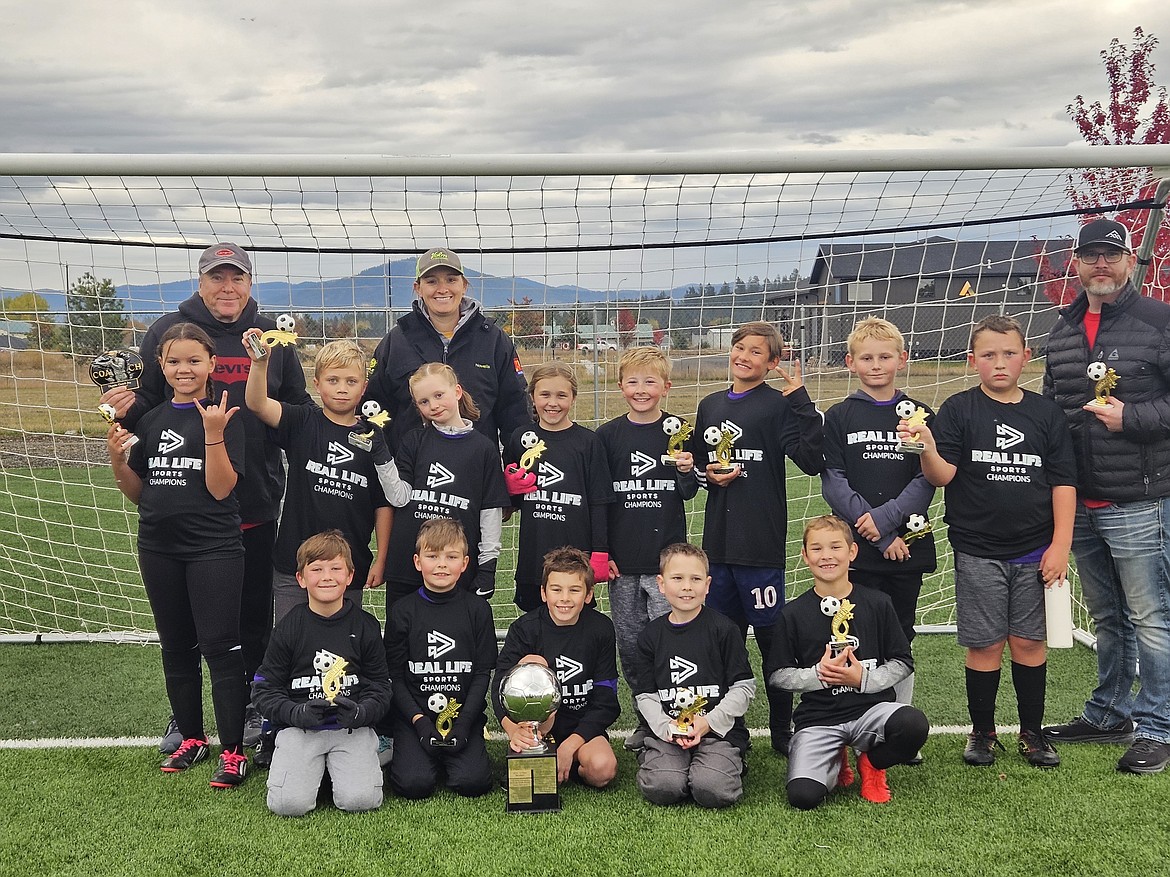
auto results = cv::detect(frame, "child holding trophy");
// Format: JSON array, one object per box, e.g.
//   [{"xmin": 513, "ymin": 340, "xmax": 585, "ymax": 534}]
[
  {"xmin": 821, "ymin": 318, "xmax": 936, "ymax": 746},
  {"xmin": 631, "ymin": 543, "xmax": 755, "ymax": 809},
  {"xmin": 596, "ymin": 347, "xmax": 699, "ymax": 751},
  {"xmin": 901, "ymin": 315, "xmax": 1077, "ymax": 769},
  {"xmin": 251, "ymin": 531, "xmax": 391, "ymax": 817},
  {"xmin": 503, "ymin": 362, "xmax": 615, "ymax": 612},
  {"xmin": 691, "ymin": 321, "xmax": 824, "ymax": 755},
  {"xmin": 494, "ymin": 547, "xmax": 621, "ymax": 788},
  {"xmin": 244, "ymin": 334, "xmax": 407, "ymax": 621},
  {"xmin": 768, "ymin": 516, "xmax": 929, "ymax": 809},
  {"xmin": 384, "ymin": 518, "xmax": 497, "ymax": 799},
  {"xmin": 106, "ymin": 322, "xmax": 250, "ymax": 789}
]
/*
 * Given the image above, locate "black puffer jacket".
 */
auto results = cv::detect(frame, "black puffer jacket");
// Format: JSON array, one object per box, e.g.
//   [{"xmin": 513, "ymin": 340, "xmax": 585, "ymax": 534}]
[{"xmin": 1042, "ymin": 283, "xmax": 1170, "ymax": 502}]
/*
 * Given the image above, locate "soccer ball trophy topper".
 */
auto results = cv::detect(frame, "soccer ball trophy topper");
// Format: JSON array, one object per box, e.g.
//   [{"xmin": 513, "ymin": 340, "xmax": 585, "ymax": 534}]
[
  {"xmin": 895, "ymin": 398, "xmax": 928, "ymax": 455},
  {"xmin": 1086, "ymin": 361, "xmax": 1119, "ymax": 407},
  {"xmin": 499, "ymin": 662, "xmax": 562, "ymax": 813}
]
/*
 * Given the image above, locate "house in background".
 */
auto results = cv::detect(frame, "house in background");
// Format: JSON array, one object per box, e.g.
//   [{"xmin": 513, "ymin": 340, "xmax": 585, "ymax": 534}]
[{"xmin": 769, "ymin": 236, "xmax": 1072, "ymax": 362}]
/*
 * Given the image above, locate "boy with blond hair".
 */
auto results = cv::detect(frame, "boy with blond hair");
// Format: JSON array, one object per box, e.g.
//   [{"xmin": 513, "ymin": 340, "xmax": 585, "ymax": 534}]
[
  {"xmin": 632, "ymin": 542, "xmax": 755, "ymax": 808},
  {"xmin": 768, "ymin": 516, "xmax": 929, "ymax": 809},
  {"xmin": 821, "ymin": 317, "xmax": 936, "ymax": 734},
  {"xmin": 245, "ymin": 336, "xmax": 409, "ymax": 621},
  {"xmin": 904, "ymin": 314, "xmax": 1077, "ymax": 768},
  {"xmin": 691, "ymin": 321, "xmax": 823, "ymax": 754},
  {"xmin": 252, "ymin": 531, "xmax": 392, "ymax": 816},
  {"xmin": 596, "ymin": 346, "xmax": 699, "ymax": 751}
]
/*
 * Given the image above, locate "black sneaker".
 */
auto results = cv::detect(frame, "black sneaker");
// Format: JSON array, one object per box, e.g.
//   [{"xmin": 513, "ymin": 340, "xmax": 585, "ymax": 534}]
[
  {"xmin": 623, "ymin": 727, "xmax": 648, "ymax": 752},
  {"xmin": 158, "ymin": 716, "xmax": 182, "ymax": 755},
  {"xmin": 243, "ymin": 706, "xmax": 264, "ymax": 749},
  {"xmin": 963, "ymin": 730, "xmax": 1005, "ymax": 766},
  {"xmin": 771, "ymin": 729, "xmax": 793, "ymax": 757},
  {"xmin": 209, "ymin": 749, "xmax": 249, "ymax": 788},
  {"xmin": 253, "ymin": 727, "xmax": 277, "ymax": 769},
  {"xmin": 1042, "ymin": 716, "xmax": 1135, "ymax": 744},
  {"xmin": 1117, "ymin": 739, "xmax": 1170, "ymax": 775},
  {"xmin": 161, "ymin": 738, "xmax": 209, "ymax": 772},
  {"xmin": 1018, "ymin": 729, "xmax": 1060, "ymax": 768}
]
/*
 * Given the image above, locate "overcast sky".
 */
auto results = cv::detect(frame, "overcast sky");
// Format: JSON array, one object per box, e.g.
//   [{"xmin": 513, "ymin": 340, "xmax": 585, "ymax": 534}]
[
  {"xmin": 2, "ymin": 0, "xmax": 1163, "ymax": 155},
  {"xmin": 0, "ymin": 1, "xmax": 1165, "ymax": 296}
]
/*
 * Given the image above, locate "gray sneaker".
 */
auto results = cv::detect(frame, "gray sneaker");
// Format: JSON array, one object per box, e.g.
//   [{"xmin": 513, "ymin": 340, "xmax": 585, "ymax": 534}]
[
  {"xmin": 1117, "ymin": 739, "xmax": 1170, "ymax": 774},
  {"xmin": 623, "ymin": 727, "xmax": 648, "ymax": 752},
  {"xmin": 243, "ymin": 705, "xmax": 264, "ymax": 749},
  {"xmin": 158, "ymin": 716, "xmax": 182, "ymax": 755}
]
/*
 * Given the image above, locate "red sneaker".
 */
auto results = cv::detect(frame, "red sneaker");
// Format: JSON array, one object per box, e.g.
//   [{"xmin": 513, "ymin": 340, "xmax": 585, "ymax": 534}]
[
  {"xmin": 836, "ymin": 746, "xmax": 855, "ymax": 787},
  {"xmin": 858, "ymin": 751, "xmax": 890, "ymax": 803}
]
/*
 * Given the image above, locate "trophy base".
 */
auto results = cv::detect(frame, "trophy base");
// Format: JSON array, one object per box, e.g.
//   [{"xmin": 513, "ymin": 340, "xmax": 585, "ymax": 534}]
[
  {"xmin": 898, "ymin": 442, "xmax": 925, "ymax": 455},
  {"xmin": 506, "ymin": 749, "xmax": 561, "ymax": 813},
  {"xmin": 829, "ymin": 636, "xmax": 860, "ymax": 658},
  {"xmin": 711, "ymin": 466, "xmax": 735, "ymax": 475},
  {"xmin": 669, "ymin": 723, "xmax": 693, "ymax": 739},
  {"xmin": 120, "ymin": 434, "xmax": 141, "ymax": 449},
  {"xmin": 1087, "ymin": 399, "xmax": 1112, "ymax": 408},
  {"xmin": 660, "ymin": 455, "xmax": 679, "ymax": 467}
]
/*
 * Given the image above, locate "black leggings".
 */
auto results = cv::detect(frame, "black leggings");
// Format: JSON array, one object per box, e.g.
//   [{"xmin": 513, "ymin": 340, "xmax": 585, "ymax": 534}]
[{"xmin": 139, "ymin": 549, "xmax": 246, "ymax": 750}]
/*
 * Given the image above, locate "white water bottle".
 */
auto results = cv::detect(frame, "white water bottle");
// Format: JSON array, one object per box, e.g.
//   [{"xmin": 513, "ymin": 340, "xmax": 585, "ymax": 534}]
[{"xmin": 1045, "ymin": 578, "xmax": 1074, "ymax": 649}]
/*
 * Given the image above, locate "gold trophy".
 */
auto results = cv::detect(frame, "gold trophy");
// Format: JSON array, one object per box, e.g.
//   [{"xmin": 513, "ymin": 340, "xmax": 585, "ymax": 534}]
[
  {"xmin": 1087, "ymin": 361, "xmax": 1119, "ymax": 407},
  {"xmin": 704, "ymin": 426, "xmax": 737, "ymax": 475},
  {"xmin": 321, "ymin": 656, "xmax": 350, "ymax": 703},
  {"xmin": 430, "ymin": 693, "xmax": 462, "ymax": 747},
  {"xmin": 668, "ymin": 688, "xmax": 709, "ymax": 738},
  {"xmin": 904, "ymin": 514, "xmax": 933, "ymax": 546},
  {"xmin": 660, "ymin": 416, "xmax": 694, "ymax": 466},
  {"xmin": 820, "ymin": 595, "xmax": 859, "ymax": 657},
  {"xmin": 360, "ymin": 400, "xmax": 392, "ymax": 429},
  {"xmin": 519, "ymin": 431, "xmax": 548, "ymax": 472},
  {"xmin": 98, "ymin": 403, "xmax": 139, "ymax": 449},
  {"xmin": 895, "ymin": 399, "xmax": 928, "ymax": 455},
  {"xmin": 244, "ymin": 314, "xmax": 298, "ymax": 359}
]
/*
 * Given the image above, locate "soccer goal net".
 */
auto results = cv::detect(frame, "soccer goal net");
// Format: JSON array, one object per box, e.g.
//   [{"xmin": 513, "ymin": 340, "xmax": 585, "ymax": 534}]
[{"xmin": 1, "ymin": 147, "xmax": 1167, "ymax": 643}]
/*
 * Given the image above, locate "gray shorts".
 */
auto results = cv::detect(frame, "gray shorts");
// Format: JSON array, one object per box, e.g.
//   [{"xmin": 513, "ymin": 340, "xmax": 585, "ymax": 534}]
[
  {"xmin": 953, "ymin": 550, "xmax": 1045, "ymax": 648},
  {"xmin": 788, "ymin": 702, "xmax": 907, "ymax": 789}
]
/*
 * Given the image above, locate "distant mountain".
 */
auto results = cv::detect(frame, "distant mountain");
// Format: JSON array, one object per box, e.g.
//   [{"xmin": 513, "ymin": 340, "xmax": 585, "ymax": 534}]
[{"xmin": 5, "ymin": 258, "xmax": 698, "ymax": 318}]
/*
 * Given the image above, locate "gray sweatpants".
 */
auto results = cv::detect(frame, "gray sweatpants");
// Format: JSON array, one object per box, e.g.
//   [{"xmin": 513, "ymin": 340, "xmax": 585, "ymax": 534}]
[
  {"xmin": 610, "ymin": 573, "xmax": 671, "ymax": 680},
  {"xmin": 636, "ymin": 735, "xmax": 744, "ymax": 809},
  {"xmin": 266, "ymin": 726, "xmax": 382, "ymax": 817}
]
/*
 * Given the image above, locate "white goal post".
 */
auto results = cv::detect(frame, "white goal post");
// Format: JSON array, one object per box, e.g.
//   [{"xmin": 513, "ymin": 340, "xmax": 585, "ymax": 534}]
[{"xmin": 1, "ymin": 145, "xmax": 1167, "ymax": 643}]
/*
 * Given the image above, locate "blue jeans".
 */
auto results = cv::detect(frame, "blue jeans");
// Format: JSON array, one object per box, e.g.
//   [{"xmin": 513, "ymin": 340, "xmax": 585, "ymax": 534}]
[{"xmin": 1073, "ymin": 499, "xmax": 1170, "ymax": 742}]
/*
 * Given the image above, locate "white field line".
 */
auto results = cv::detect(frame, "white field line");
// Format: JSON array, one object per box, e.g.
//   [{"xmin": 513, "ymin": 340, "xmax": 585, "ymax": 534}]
[{"xmin": 0, "ymin": 725, "xmax": 990, "ymax": 750}]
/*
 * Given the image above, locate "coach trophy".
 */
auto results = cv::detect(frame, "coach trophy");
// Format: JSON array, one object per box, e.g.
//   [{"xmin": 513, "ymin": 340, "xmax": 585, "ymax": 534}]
[
  {"xmin": 1086, "ymin": 361, "xmax": 1119, "ymax": 407},
  {"xmin": 895, "ymin": 399, "xmax": 928, "ymax": 455},
  {"xmin": 668, "ymin": 687, "xmax": 709, "ymax": 739},
  {"xmin": 661, "ymin": 416, "xmax": 694, "ymax": 466},
  {"xmin": 500, "ymin": 662, "xmax": 562, "ymax": 813},
  {"xmin": 91, "ymin": 348, "xmax": 144, "ymax": 449},
  {"xmin": 704, "ymin": 426, "xmax": 737, "ymax": 476},
  {"xmin": 903, "ymin": 514, "xmax": 933, "ymax": 546},
  {"xmin": 820, "ymin": 595, "xmax": 859, "ymax": 658},
  {"xmin": 427, "ymin": 693, "xmax": 461, "ymax": 748}
]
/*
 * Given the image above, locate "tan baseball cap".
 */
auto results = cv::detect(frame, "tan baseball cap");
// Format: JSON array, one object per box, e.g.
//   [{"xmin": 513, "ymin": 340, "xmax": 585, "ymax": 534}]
[{"xmin": 416, "ymin": 247, "xmax": 464, "ymax": 279}]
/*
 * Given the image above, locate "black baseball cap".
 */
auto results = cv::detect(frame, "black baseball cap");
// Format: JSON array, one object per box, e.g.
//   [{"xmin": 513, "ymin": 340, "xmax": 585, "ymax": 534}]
[{"xmin": 1076, "ymin": 219, "xmax": 1132, "ymax": 253}]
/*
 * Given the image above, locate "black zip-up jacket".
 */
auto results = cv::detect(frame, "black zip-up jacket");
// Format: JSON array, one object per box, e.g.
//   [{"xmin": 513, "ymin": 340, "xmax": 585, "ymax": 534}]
[
  {"xmin": 364, "ymin": 298, "xmax": 531, "ymax": 454},
  {"xmin": 1042, "ymin": 282, "xmax": 1170, "ymax": 503}
]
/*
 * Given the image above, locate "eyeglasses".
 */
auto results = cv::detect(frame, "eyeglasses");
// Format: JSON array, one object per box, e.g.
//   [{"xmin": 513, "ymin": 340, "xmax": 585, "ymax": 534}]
[{"xmin": 1076, "ymin": 250, "xmax": 1126, "ymax": 264}]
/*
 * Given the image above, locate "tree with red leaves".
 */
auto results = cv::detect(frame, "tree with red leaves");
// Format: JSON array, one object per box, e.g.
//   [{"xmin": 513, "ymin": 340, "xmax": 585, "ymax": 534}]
[{"xmin": 1041, "ymin": 27, "xmax": 1170, "ymax": 306}]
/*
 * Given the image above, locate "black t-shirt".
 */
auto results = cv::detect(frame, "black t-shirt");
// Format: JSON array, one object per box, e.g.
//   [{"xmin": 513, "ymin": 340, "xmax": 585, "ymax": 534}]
[
  {"xmin": 691, "ymin": 384, "xmax": 823, "ymax": 567},
  {"xmin": 631, "ymin": 608, "xmax": 754, "ymax": 754},
  {"xmin": 385, "ymin": 586, "xmax": 498, "ymax": 733},
  {"xmin": 271, "ymin": 404, "xmax": 391, "ymax": 583},
  {"xmin": 493, "ymin": 606, "xmax": 620, "ymax": 743},
  {"xmin": 596, "ymin": 413, "xmax": 699, "ymax": 575},
  {"xmin": 503, "ymin": 423, "xmax": 615, "ymax": 601},
  {"xmin": 251, "ymin": 599, "xmax": 392, "ymax": 731},
  {"xmin": 933, "ymin": 387, "xmax": 1077, "ymax": 559},
  {"xmin": 822, "ymin": 391, "xmax": 937, "ymax": 573},
  {"xmin": 386, "ymin": 425, "xmax": 511, "ymax": 589},
  {"xmin": 129, "ymin": 400, "xmax": 245, "ymax": 559},
  {"xmin": 770, "ymin": 584, "xmax": 911, "ymax": 731}
]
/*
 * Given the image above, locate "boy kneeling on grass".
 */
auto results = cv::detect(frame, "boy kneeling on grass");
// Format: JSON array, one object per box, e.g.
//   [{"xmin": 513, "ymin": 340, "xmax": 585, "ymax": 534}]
[
  {"xmin": 494, "ymin": 546, "xmax": 621, "ymax": 788},
  {"xmin": 252, "ymin": 531, "xmax": 392, "ymax": 817},
  {"xmin": 768, "ymin": 516, "xmax": 929, "ymax": 809}
]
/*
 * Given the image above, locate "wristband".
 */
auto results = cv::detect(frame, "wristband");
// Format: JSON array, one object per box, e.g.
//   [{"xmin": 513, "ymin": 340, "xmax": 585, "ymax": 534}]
[{"xmin": 205, "ymin": 440, "xmax": 225, "ymax": 446}]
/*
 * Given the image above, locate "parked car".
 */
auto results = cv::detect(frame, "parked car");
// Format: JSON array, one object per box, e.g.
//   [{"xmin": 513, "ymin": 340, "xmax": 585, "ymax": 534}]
[{"xmin": 577, "ymin": 340, "xmax": 618, "ymax": 352}]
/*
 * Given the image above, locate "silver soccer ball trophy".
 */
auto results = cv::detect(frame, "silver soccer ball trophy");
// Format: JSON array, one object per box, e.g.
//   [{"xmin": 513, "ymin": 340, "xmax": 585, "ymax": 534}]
[{"xmin": 499, "ymin": 662, "xmax": 562, "ymax": 755}]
